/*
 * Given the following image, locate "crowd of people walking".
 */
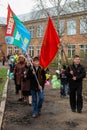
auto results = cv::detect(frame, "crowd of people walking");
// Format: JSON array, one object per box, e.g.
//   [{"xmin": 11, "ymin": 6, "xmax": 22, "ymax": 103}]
[
  {"xmin": 8, "ymin": 54, "xmax": 46, "ymax": 118},
  {"xmin": 7, "ymin": 53, "xmax": 86, "ymax": 118}
]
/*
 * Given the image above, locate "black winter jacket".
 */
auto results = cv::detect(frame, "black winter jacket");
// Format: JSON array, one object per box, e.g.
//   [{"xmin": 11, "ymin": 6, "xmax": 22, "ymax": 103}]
[
  {"xmin": 30, "ymin": 66, "xmax": 46, "ymax": 91},
  {"xmin": 66, "ymin": 63, "xmax": 86, "ymax": 87}
]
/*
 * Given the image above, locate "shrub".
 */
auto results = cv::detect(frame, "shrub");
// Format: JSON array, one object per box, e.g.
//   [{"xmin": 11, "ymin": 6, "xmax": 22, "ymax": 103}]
[{"xmin": 0, "ymin": 68, "xmax": 8, "ymax": 99}]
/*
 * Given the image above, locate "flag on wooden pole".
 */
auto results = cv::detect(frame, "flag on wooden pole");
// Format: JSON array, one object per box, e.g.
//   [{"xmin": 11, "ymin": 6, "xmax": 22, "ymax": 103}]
[
  {"xmin": 40, "ymin": 16, "xmax": 60, "ymax": 69},
  {"xmin": 5, "ymin": 5, "xmax": 31, "ymax": 53}
]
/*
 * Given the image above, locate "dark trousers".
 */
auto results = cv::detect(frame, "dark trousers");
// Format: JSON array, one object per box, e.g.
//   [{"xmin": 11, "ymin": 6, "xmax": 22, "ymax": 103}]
[{"xmin": 69, "ymin": 84, "xmax": 83, "ymax": 111}]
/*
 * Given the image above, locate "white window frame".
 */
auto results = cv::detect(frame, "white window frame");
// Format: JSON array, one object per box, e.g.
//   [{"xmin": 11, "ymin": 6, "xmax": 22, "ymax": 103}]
[
  {"xmin": 14, "ymin": 47, "xmax": 19, "ymax": 54},
  {"xmin": 79, "ymin": 44, "xmax": 87, "ymax": 57},
  {"xmin": 28, "ymin": 26, "xmax": 34, "ymax": 38},
  {"xmin": 67, "ymin": 45, "xmax": 75, "ymax": 58},
  {"xmin": 37, "ymin": 25, "xmax": 43, "ymax": 37},
  {"xmin": 59, "ymin": 20, "xmax": 64, "ymax": 35},
  {"xmin": 36, "ymin": 45, "xmax": 41, "ymax": 56},
  {"xmin": 67, "ymin": 19, "xmax": 76, "ymax": 35},
  {"xmin": 7, "ymin": 46, "xmax": 12, "ymax": 55},
  {"xmin": 80, "ymin": 17, "xmax": 87, "ymax": 34},
  {"xmin": 28, "ymin": 45, "xmax": 34, "ymax": 57}
]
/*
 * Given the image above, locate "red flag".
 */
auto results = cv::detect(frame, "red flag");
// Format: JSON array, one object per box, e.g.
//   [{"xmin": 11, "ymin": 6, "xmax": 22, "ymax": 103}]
[
  {"xmin": 5, "ymin": 5, "xmax": 15, "ymax": 37},
  {"xmin": 40, "ymin": 16, "xmax": 60, "ymax": 69}
]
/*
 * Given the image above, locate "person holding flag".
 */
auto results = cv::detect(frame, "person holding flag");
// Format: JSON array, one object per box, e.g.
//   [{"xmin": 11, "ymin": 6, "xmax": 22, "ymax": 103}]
[
  {"xmin": 66, "ymin": 55, "xmax": 86, "ymax": 113},
  {"xmin": 30, "ymin": 56, "xmax": 46, "ymax": 118},
  {"xmin": 30, "ymin": 16, "xmax": 60, "ymax": 118}
]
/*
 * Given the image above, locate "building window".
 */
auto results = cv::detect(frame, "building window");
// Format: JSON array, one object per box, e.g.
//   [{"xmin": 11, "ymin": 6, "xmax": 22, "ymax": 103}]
[
  {"xmin": 28, "ymin": 26, "xmax": 34, "ymax": 38},
  {"xmin": 67, "ymin": 45, "xmax": 75, "ymax": 58},
  {"xmin": 28, "ymin": 46, "xmax": 34, "ymax": 57},
  {"xmin": 14, "ymin": 47, "xmax": 19, "ymax": 54},
  {"xmin": 80, "ymin": 17, "xmax": 87, "ymax": 34},
  {"xmin": 67, "ymin": 19, "xmax": 76, "ymax": 35},
  {"xmin": 59, "ymin": 20, "xmax": 64, "ymax": 35},
  {"xmin": 36, "ymin": 45, "xmax": 41, "ymax": 56},
  {"xmin": 7, "ymin": 46, "xmax": 12, "ymax": 54},
  {"xmin": 79, "ymin": 44, "xmax": 87, "ymax": 57},
  {"xmin": 37, "ymin": 25, "xmax": 43, "ymax": 37}
]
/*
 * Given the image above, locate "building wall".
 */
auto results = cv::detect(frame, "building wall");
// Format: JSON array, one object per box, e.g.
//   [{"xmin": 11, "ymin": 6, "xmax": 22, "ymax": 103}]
[
  {"xmin": 0, "ymin": 25, "xmax": 7, "ymax": 58},
  {"xmin": 0, "ymin": 11, "xmax": 87, "ymax": 58},
  {"xmin": 62, "ymin": 13, "xmax": 87, "ymax": 44}
]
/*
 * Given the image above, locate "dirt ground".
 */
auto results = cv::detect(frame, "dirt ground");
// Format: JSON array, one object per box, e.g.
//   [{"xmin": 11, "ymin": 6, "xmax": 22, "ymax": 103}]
[{"xmin": 1, "ymin": 79, "xmax": 87, "ymax": 130}]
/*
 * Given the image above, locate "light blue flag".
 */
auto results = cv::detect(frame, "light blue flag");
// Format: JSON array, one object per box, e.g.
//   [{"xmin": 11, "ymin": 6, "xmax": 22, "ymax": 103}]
[{"xmin": 12, "ymin": 14, "xmax": 31, "ymax": 53}]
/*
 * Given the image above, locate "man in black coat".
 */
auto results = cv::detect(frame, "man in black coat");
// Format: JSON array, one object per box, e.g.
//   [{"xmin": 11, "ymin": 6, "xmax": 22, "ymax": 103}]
[{"xmin": 66, "ymin": 55, "xmax": 86, "ymax": 113}]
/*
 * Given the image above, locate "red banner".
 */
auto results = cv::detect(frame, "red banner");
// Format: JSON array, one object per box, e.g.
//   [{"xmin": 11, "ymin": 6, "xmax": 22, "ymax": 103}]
[
  {"xmin": 40, "ymin": 16, "xmax": 60, "ymax": 69},
  {"xmin": 5, "ymin": 5, "xmax": 15, "ymax": 36}
]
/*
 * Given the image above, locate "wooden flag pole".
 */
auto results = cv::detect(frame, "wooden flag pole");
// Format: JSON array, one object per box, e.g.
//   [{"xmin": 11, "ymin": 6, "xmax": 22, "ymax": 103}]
[
  {"xmin": 26, "ymin": 53, "xmax": 41, "ymax": 88},
  {"xmin": 60, "ymin": 42, "xmax": 69, "ymax": 66},
  {"xmin": 60, "ymin": 42, "xmax": 73, "ymax": 72}
]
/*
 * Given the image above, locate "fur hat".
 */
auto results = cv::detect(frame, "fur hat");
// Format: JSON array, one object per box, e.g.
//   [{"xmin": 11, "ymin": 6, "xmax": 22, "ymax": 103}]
[{"xmin": 18, "ymin": 55, "xmax": 26, "ymax": 61}]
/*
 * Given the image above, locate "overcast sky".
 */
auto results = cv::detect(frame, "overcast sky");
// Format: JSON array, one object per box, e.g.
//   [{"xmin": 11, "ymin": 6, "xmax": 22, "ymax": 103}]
[
  {"xmin": 0, "ymin": 0, "xmax": 77, "ymax": 18},
  {"xmin": 0, "ymin": 0, "xmax": 36, "ymax": 17}
]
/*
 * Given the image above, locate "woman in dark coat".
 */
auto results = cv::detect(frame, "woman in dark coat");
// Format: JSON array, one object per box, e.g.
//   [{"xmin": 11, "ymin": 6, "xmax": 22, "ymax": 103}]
[
  {"xmin": 14, "ymin": 55, "xmax": 26, "ymax": 101},
  {"xmin": 21, "ymin": 61, "xmax": 32, "ymax": 105}
]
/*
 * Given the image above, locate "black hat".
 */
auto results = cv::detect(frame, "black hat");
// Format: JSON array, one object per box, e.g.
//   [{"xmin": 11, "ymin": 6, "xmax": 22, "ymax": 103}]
[{"xmin": 33, "ymin": 56, "xmax": 39, "ymax": 61}]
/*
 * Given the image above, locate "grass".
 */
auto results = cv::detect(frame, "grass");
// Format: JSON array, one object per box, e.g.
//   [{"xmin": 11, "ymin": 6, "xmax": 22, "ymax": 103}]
[
  {"xmin": 0, "ymin": 68, "xmax": 8, "ymax": 100},
  {"xmin": 83, "ymin": 91, "xmax": 87, "ymax": 96}
]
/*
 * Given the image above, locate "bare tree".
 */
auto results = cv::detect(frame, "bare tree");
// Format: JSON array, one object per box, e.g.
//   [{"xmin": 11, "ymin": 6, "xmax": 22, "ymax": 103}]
[
  {"xmin": 32, "ymin": 0, "xmax": 87, "ymax": 37},
  {"xmin": 32, "ymin": 0, "xmax": 87, "ymax": 67},
  {"xmin": 32, "ymin": 0, "xmax": 68, "ymax": 33}
]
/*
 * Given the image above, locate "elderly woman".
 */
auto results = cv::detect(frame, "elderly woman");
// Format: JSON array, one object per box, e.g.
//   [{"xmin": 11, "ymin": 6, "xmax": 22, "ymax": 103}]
[
  {"xmin": 14, "ymin": 55, "xmax": 26, "ymax": 101},
  {"xmin": 21, "ymin": 59, "xmax": 32, "ymax": 105}
]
